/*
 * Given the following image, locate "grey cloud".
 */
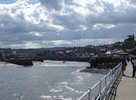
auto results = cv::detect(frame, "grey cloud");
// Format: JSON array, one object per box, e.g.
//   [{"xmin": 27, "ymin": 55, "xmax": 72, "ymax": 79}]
[
  {"xmin": 39, "ymin": 0, "xmax": 64, "ymax": 11},
  {"xmin": 129, "ymin": 0, "xmax": 136, "ymax": 4},
  {"xmin": 0, "ymin": 0, "xmax": 136, "ymax": 48}
]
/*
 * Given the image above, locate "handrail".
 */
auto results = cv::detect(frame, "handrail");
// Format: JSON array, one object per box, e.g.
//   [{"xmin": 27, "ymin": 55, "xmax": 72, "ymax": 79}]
[{"xmin": 78, "ymin": 62, "xmax": 122, "ymax": 100}]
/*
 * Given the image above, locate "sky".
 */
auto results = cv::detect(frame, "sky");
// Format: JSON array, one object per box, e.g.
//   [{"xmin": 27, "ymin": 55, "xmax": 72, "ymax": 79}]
[{"xmin": 0, "ymin": 0, "xmax": 136, "ymax": 48}]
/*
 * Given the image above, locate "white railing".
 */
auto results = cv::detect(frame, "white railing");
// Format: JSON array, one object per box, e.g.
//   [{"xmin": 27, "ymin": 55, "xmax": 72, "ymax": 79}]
[{"xmin": 78, "ymin": 62, "xmax": 122, "ymax": 100}]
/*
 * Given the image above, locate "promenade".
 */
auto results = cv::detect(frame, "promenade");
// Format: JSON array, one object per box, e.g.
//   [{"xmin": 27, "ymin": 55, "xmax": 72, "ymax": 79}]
[{"xmin": 115, "ymin": 62, "xmax": 136, "ymax": 100}]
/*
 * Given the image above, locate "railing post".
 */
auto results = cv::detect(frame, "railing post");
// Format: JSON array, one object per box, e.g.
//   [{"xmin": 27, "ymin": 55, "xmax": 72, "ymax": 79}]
[
  {"xmin": 104, "ymin": 76, "xmax": 107, "ymax": 99},
  {"xmin": 111, "ymin": 69, "xmax": 114, "ymax": 85},
  {"xmin": 88, "ymin": 88, "xmax": 91, "ymax": 100},
  {"xmin": 99, "ymin": 80, "xmax": 102, "ymax": 100},
  {"xmin": 109, "ymin": 71, "xmax": 111, "ymax": 88}
]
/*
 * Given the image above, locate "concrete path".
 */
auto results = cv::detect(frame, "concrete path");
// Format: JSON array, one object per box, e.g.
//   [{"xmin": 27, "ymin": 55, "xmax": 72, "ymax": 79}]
[{"xmin": 115, "ymin": 62, "xmax": 136, "ymax": 100}]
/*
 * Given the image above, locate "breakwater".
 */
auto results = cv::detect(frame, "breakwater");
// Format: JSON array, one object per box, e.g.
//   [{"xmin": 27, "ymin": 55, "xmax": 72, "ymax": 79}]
[
  {"xmin": 4, "ymin": 59, "xmax": 33, "ymax": 66},
  {"xmin": 45, "ymin": 56, "xmax": 89, "ymax": 62}
]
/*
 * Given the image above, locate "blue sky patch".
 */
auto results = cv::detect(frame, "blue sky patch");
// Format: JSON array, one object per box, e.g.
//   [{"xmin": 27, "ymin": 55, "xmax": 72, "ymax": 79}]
[{"xmin": 0, "ymin": 0, "xmax": 17, "ymax": 4}]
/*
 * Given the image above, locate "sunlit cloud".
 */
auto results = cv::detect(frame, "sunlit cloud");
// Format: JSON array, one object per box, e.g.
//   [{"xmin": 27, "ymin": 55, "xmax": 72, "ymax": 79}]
[{"xmin": 92, "ymin": 24, "xmax": 116, "ymax": 30}]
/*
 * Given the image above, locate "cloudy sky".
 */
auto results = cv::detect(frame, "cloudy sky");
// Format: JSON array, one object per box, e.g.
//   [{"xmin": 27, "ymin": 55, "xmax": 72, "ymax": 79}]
[{"xmin": 0, "ymin": 0, "xmax": 136, "ymax": 48}]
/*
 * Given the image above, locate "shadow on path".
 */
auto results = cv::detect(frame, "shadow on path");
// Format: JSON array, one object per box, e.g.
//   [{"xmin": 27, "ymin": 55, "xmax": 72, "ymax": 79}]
[{"xmin": 123, "ymin": 74, "xmax": 133, "ymax": 78}]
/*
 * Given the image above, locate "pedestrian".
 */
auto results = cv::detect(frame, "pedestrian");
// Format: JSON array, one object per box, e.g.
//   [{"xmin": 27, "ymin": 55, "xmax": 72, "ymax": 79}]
[
  {"xmin": 127, "ymin": 55, "xmax": 130, "ymax": 62},
  {"xmin": 121, "ymin": 56, "xmax": 127, "ymax": 76},
  {"xmin": 131, "ymin": 57, "xmax": 136, "ymax": 77}
]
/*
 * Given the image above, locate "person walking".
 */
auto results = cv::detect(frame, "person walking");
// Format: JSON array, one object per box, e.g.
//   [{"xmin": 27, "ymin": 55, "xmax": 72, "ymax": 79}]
[
  {"xmin": 131, "ymin": 57, "xmax": 136, "ymax": 78},
  {"xmin": 121, "ymin": 56, "xmax": 127, "ymax": 76}
]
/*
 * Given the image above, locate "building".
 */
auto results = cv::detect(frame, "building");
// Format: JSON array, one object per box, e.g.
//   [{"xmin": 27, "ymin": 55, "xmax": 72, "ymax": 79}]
[
  {"xmin": 123, "ymin": 34, "xmax": 135, "ymax": 49},
  {"xmin": 124, "ymin": 34, "xmax": 135, "ymax": 43}
]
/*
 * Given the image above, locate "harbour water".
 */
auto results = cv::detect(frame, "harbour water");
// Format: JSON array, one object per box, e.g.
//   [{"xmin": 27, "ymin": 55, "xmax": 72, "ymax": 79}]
[{"xmin": 0, "ymin": 61, "xmax": 103, "ymax": 100}]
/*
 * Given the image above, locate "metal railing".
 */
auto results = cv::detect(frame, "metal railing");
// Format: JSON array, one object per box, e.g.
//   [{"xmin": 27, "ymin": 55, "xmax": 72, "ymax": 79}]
[{"xmin": 78, "ymin": 62, "xmax": 122, "ymax": 100}]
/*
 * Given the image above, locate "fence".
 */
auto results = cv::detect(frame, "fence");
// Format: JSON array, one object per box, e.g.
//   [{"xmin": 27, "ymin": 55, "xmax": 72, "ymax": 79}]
[{"xmin": 78, "ymin": 62, "xmax": 122, "ymax": 100}]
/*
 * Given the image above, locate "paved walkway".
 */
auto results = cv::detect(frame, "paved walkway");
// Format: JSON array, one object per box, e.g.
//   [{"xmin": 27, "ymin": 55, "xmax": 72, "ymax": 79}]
[{"xmin": 115, "ymin": 62, "xmax": 136, "ymax": 100}]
